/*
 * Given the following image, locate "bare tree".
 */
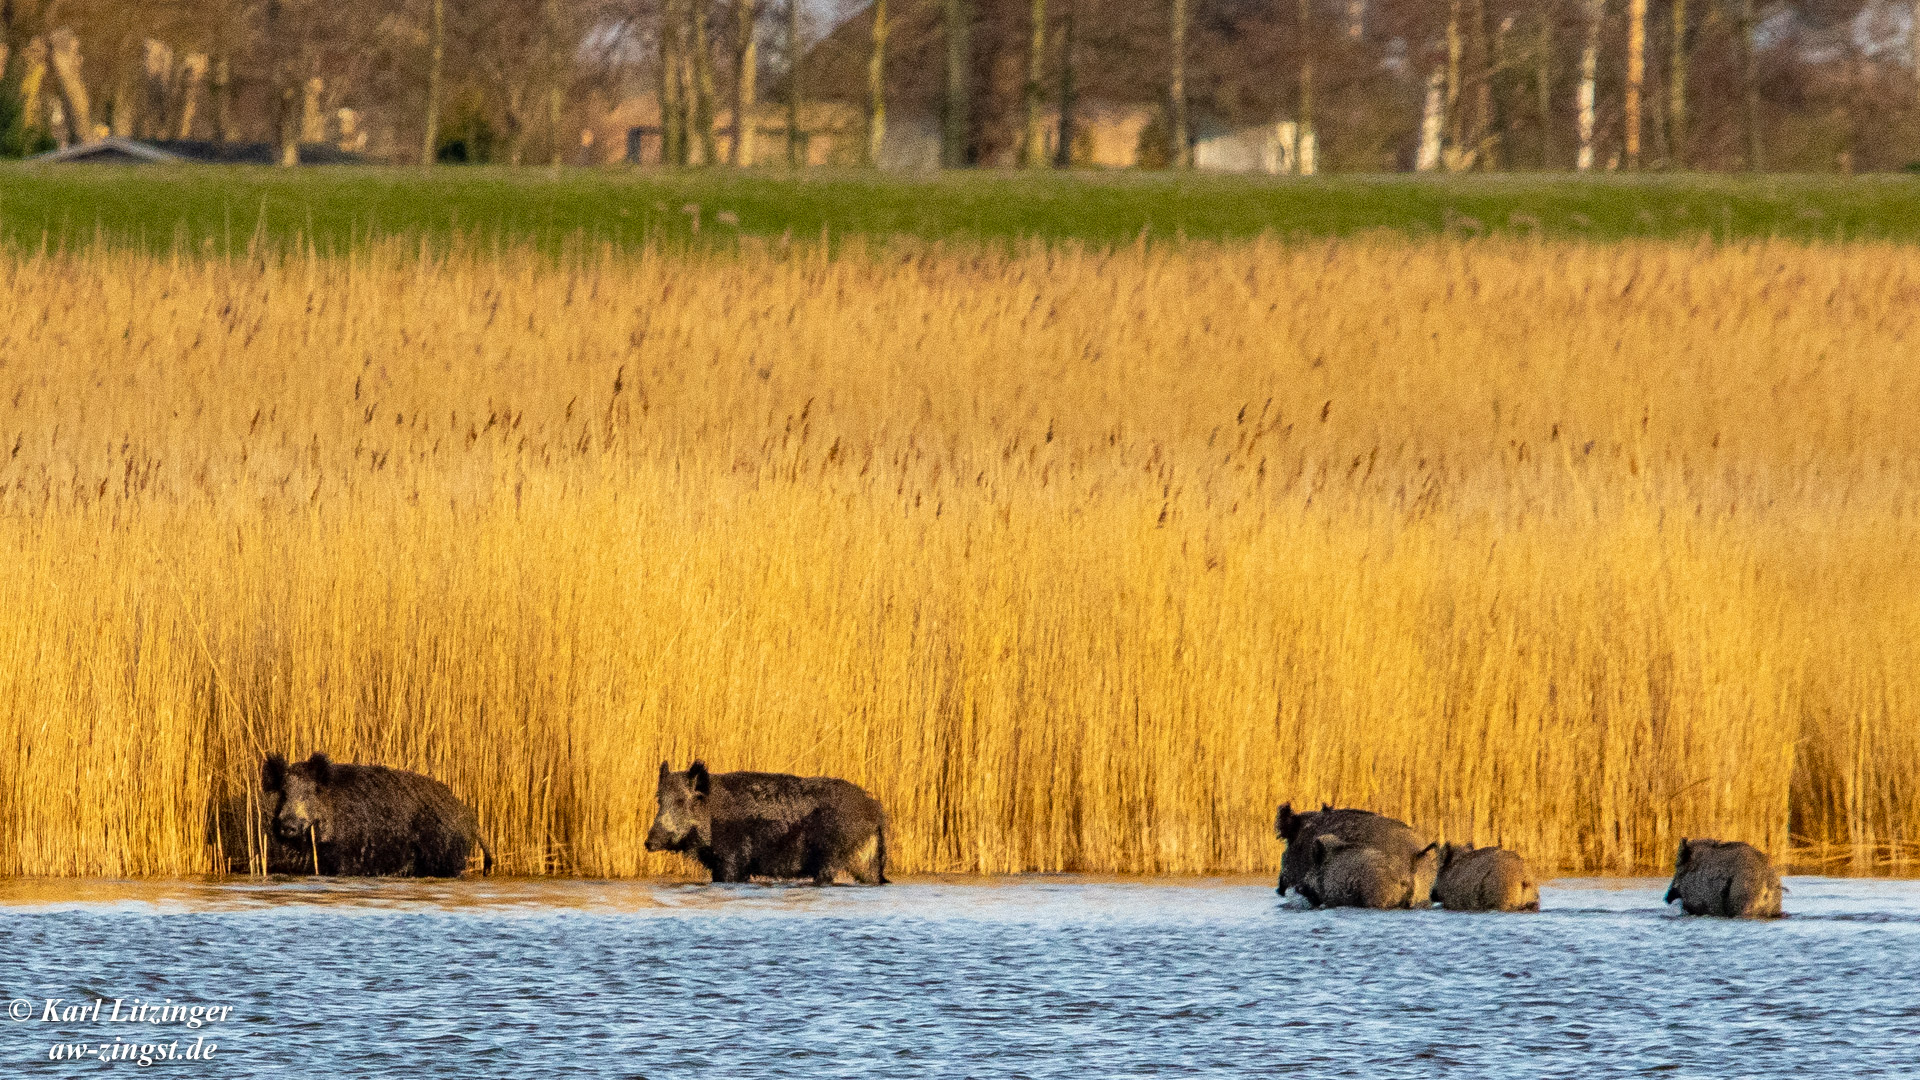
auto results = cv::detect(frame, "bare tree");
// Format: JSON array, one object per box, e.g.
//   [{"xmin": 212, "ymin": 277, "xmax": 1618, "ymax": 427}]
[
  {"xmin": 1577, "ymin": 0, "xmax": 1600, "ymax": 170},
  {"xmin": 1168, "ymin": 0, "xmax": 1188, "ymax": 168},
  {"xmin": 1669, "ymin": 0, "xmax": 1686, "ymax": 167},
  {"xmin": 691, "ymin": 0, "xmax": 716, "ymax": 163},
  {"xmin": 731, "ymin": 0, "xmax": 756, "ymax": 165},
  {"xmin": 784, "ymin": 0, "xmax": 800, "ymax": 166},
  {"xmin": 1052, "ymin": 0, "xmax": 1074, "ymax": 167},
  {"xmin": 867, "ymin": 0, "xmax": 886, "ymax": 165},
  {"xmin": 1624, "ymin": 0, "xmax": 1643, "ymax": 167},
  {"xmin": 421, "ymin": 0, "xmax": 444, "ymax": 164},
  {"xmin": 1021, "ymin": 0, "xmax": 1043, "ymax": 166},
  {"xmin": 1736, "ymin": 0, "xmax": 1761, "ymax": 169},
  {"xmin": 943, "ymin": 0, "xmax": 968, "ymax": 166}
]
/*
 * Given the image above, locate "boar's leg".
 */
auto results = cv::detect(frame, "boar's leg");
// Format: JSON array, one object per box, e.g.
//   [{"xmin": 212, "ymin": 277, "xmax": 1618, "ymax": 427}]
[{"xmin": 709, "ymin": 851, "xmax": 752, "ymax": 883}]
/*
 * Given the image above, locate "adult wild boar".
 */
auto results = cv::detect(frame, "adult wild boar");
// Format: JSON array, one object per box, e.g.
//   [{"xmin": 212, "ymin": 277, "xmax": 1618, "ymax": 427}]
[
  {"xmin": 645, "ymin": 761, "xmax": 888, "ymax": 884},
  {"xmin": 261, "ymin": 752, "xmax": 492, "ymax": 877},
  {"xmin": 1275, "ymin": 802, "xmax": 1435, "ymax": 906},
  {"xmin": 1665, "ymin": 838, "xmax": 1782, "ymax": 918},
  {"xmin": 1430, "ymin": 843, "xmax": 1540, "ymax": 912},
  {"xmin": 1303, "ymin": 835, "xmax": 1438, "ymax": 909}
]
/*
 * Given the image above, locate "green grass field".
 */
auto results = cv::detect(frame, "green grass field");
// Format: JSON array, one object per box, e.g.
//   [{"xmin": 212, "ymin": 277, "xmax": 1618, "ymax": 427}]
[{"xmin": 0, "ymin": 165, "xmax": 1916, "ymax": 251}]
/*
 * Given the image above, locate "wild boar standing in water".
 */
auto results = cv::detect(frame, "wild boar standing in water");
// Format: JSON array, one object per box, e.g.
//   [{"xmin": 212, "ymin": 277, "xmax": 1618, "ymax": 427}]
[
  {"xmin": 645, "ymin": 761, "xmax": 888, "ymax": 884},
  {"xmin": 1303, "ymin": 835, "xmax": 1438, "ymax": 909},
  {"xmin": 1430, "ymin": 843, "xmax": 1541, "ymax": 912},
  {"xmin": 1275, "ymin": 802, "xmax": 1436, "ymax": 906},
  {"xmin": 261, "ymin": 752, "xmax": 492, "ymax": 877},
  {"xmin": 1664, "ymin": 838, "xmax": 1782, "ymax": 918}
]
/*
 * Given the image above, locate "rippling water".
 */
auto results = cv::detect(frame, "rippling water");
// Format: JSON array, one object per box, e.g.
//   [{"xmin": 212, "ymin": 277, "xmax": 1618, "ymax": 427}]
[{"xmin": 3, "ymin": 875, "xmax": 1917, "ymax": 1077}]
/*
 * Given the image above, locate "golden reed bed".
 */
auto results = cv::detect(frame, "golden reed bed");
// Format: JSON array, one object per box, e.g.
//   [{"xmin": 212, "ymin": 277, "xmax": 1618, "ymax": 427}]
[{"xmin": 0, "ymin": 237, "xmax": 1914, "ymax": 878}]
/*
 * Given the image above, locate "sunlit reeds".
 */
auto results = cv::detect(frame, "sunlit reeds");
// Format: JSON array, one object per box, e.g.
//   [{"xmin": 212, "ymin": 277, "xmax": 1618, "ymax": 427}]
[{"xmin": 0, "ymin": 236, "xmax": 1914, "ymax": 877}]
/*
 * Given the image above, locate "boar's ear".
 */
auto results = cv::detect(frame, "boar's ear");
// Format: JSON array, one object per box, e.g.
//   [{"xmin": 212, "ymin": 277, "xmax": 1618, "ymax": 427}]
[
  {"xmin": 1274, "ymin": 803, "xmax": 1296, "ymax": 841},
  {"xmin": 1675, "ymin": 838, "xmax": 1692, "ymax": 869},
  {"xmin": 1321, "ymin": 802, "xmax": 1334, "ymax": 813},
  {"xmin": 1312, "ymin": 834, "xmax": 1345, "ymax": 867},
  {"xmin": 659, "ymin": 760, "xmax": 671, "ymax": 782},
  {"xmin": 262, "ymin": 753, "xmax": 288, "ymax": 793},
  {"xmin": 688, "ymin": 760, "xmax": 710, "ymax": 797},
  {"xmin": 306, "ymin": 752, "xmax": 333, "ymax": 786},
  {"xmin": 1415, "ymin": 842, "xmax": 1439, "ymax": 866}
]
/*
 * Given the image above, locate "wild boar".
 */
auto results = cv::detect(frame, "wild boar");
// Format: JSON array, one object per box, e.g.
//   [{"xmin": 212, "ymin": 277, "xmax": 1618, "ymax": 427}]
[
  {"xmin": 645, "ymin": 761, "xmax": 888, "ymax": 884},
  {"xmin": 1665, "ymin": 838, "xmax": 1782, "ymax": 918},
  {"xmin": 1304, "ymin": 835, "xmax": 1438, "ymax": 909},
  {"xmin": 260, "ymin": 752, "xmax": 492, "ymax": 877},
  {"xmin": 1275, "ymin": 802, "xmax": 1435, "ymax": 906},
  {"xmin": 1430, "ymin": 842, "xmax": 1541, "ymax": 912}
]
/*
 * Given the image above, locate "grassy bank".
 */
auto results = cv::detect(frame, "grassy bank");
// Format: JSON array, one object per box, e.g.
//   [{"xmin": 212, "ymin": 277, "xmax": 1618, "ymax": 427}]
[
  {"xmin": 0, "ymin": 237, "xmax": 1914, "ymax": 878},
  {"xmin": 1, "ymin": 166, "xmax": 1918, "ymax": 251}
]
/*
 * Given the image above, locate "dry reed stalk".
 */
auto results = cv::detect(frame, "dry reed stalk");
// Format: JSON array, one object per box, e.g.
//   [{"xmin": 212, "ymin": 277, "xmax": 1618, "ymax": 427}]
[{"xmin": 0, "ymin": 237, "xmax": 1915, "ymax": 877}]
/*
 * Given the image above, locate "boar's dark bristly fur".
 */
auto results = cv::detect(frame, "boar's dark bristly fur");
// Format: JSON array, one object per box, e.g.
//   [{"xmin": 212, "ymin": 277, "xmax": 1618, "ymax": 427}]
[
  {"xmin": 1275, "ymin": 802, "xmax": 1434, "ymax": 906},
  {"xmin": 260, "ymin": 752, "xmax": 492, "ymax": 878},
  {"xmin": 645, "ymin": 761, "xmax": 888, "ymax": 885},
  {"xmin": 1431, "ymin": 843, "xmax": 1541, "ymax": 912},
  {"xmin": 1665, "ymin": 838, "xmax": 1782, "ymax": 918},
  {"xmin": 1304, "ymin": 835, "xmax": 1437, "ymax": 909}
]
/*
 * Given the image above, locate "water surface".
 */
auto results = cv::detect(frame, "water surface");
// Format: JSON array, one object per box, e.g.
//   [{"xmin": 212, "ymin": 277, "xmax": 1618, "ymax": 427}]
[{"xmin": 3, "ymin": 876, "xmax": 1916, "ymax": 1077}]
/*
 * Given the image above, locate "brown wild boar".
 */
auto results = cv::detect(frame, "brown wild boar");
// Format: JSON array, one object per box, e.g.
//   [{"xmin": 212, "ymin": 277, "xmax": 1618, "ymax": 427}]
[
  {"xmin": 1303, "ymin": 835, "xmax": 1438, "ymax": 909},
  {"xmin": 1275, "ymin": 802, "xmax": 1435, "ymax": 906},
  {"xmin": 1430, "ymin": 843, "xmax": 1541, "ymax": 912},
  {"xmin": 645, "ymin": 761, "xmax": 888, "ymax": 884},
  {"xmin": 1665, "ymin": 838, "xmax": 1782, "ymax": 918},
  {"xmin": 261, "ymin": 752, "xmax": 492, "ymax": 877}
]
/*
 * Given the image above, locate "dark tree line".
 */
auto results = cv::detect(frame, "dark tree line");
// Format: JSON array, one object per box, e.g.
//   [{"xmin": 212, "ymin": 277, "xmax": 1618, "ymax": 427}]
[{"xmin": 1, "ymin": 0, "xmax": 1914, "ymax": 170}]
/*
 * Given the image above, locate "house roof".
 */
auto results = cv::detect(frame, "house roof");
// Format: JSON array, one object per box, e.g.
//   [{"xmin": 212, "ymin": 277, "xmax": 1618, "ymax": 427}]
[
  {"xmin": 32, "ymin": 137, "xmax": 185, "ymax": 164},
  {"xmin": 30, "ymin": 138, "xmax": 368, "ymax": 165}
]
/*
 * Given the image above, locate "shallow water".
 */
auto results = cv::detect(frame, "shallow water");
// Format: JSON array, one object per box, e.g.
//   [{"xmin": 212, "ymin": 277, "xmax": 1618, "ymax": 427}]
[{"xmin": 3, "ymin": 875, "xmax": 1917, "ymax": 1077}]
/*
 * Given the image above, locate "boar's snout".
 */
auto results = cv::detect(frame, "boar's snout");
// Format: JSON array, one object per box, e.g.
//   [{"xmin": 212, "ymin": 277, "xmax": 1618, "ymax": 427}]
[{"xmin": 644, "ymin": 824, "xmax": 673, "ymax": 852}]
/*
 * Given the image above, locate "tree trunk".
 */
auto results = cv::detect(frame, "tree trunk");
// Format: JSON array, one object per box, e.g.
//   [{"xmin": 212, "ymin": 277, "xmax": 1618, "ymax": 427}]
[
  {"xmin": 177, "ymin": 53, "xmax": 207, "ymax": 138},
  {"xmin": 661, "ymin": 0, "xmax": 685, "ymax": 165},
  {"xmin": 1417, "ymin": 67, "xmax": 1443, "ymax": 171},
  {"xmin": 212, "ymin": 55, "xmax": 230, "ymax": 144},
  {"xmin": 1297, "ymin": 0, "xmax": 1312, "ymax": 174},
  {"xmin": 1053, "ymin": 0, "xmax": 1075, "ymax": 167},
  {"xmin": 1535, "ymin": 15, "xmax": 1553, "ymax": 168},
  {"xmin": 1737, "ymin": 0, "xmax": 1761, "ymax": 170},
  {"xmin": 943, "ymin": 0, "xmax": 969, "ymax": 167},
  {"xmin": 1022, "ymin": 0, "xmax": 1044, "ymax": 167},
  {"xmin": 423, "ymin": 0, "xmax": 444, "ymax": 165},
  {"xmin": 142, "ymin": 39, "xmax": 172, "ymax": 140},
  {"xmin": 1169, "ymin": 0, "xmax": 1188, "ymax": 168},
  {"xmin": 1577, "ymin": 0, "xmax": 1600, "ymax": 171},
  {"xmin": 1913, "ymin": 0, "xmax": 1920, "ymax": 113},
  {"xmin": 867, "ymin": 0, "xmax": 887, "ymax": 166},
  {"xmin": 1473, "ymin": 0, "xmax": 1496, "ymax": 168},
  {"xmin": 732, "ymin": 0, "xmax": 757, "ymax": 166},
  {"xmin": 302, "ymin": 76, "xmax": 325, "ymax": 144},
  {"xmin": 19, "ymin": 38, "xmax": 48, "ymax": 135},
  {"xmin": 277, "ymin": 82, "xmax": 298, "ymax": 167},
  {"xmin": 47, "ymin": 27, "xmax": 90, "ymax": 143},
  {"xmin": 785, "ymin": 0, "xmax": 802, "ymax": 167},
  {"xmin": 1625, "ymin": 0, "xmax": 1643, "ymax": 168},
  {"xmin": 691, "ymin": 0, "xmax": 717, "ymax": 165},
  {"xmin": 1444, "ymin": 0, "xmax": 1463, "ymax": 168},
  {"xmin": 1669, "ymin": 0, "xmax": 1686, "ymax": 168},
  {"xmin": 545, "ymin": 0, "xmax": 564, "ymax": 167}
]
